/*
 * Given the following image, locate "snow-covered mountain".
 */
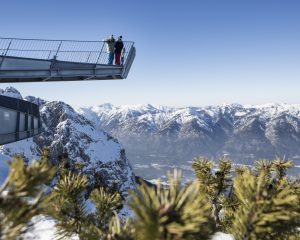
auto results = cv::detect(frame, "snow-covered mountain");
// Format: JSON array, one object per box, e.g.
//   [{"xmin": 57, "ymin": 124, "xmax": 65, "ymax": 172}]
[
  {"xmin": 0, "ymin": 88, "xmax": 136, "ymax": 194},
  {"xmin": 79, "ymin": 103, "xmax": 300, "ymax": 176}
]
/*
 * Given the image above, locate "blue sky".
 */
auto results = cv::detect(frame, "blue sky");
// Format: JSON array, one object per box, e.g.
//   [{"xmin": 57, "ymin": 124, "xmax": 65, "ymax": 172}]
[{"xmin": 1, "ymin": 0, "xmax": 300, "ymax": 108}]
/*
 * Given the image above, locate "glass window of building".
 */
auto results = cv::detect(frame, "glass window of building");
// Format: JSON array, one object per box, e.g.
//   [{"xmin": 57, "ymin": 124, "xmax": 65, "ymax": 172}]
[
  {"xmin": 0, "ymin": 107, "xmax": 18, "ymax": 134},
  {"xmin": 19, "ymin": 113, "xmax": 26, "ymax": 132},
  {"xmin": 28, "ymin": 115, "xmax": 32, "ymax": 130},
  {"xmin": 34, "ymin": 117, "xmax": 38, "ymax": 129},
  {"xmin": 4, "ymin": 112, "xmax": 9, "ymax": 120}
]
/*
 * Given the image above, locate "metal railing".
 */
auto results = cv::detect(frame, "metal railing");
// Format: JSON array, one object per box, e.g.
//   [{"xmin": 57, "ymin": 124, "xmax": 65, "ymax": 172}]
[{"xmin": 0, "ymin": 37, "xmax": 135, "ymax": 65}]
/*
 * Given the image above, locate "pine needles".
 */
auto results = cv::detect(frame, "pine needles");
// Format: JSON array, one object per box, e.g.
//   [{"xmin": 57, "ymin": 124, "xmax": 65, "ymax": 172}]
[
  {"xmin": 1, "ymin": 151, "xmax": 300, "ymax": 240},
  {"xmin": 192, "ymin": 157, "xmax": 300, "ymax": 240},
  {"xmin": 0, "ymin": 148, "xmax": 56, "ymax": 240},
  {"xmin": 129, "ymin": 169, "xmax": 215, "ymax": 240}
]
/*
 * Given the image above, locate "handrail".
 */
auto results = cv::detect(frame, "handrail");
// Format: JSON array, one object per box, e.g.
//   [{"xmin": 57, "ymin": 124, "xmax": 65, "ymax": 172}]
[
  {"xmin": 0, "ymin": 49, "xmax": 107, "ymax": 53},
  {"xmin": 0, "ymin": 37, "xmax": 135, "ymax": 65},
  {"xmin": 0, "ymin": 36, "xmax": 134, "ymax": 44}
]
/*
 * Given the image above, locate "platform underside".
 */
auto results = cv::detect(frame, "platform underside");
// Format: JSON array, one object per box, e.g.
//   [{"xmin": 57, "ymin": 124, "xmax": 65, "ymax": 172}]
[{"xmin": 0, "ymin": 76, "xmax": 122, "ymax": 83}]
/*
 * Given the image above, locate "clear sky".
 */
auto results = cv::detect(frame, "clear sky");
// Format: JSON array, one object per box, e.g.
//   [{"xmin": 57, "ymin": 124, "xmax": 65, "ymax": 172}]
[{"xmin": 1, "ymin": 0, "xmax": 300, "ymax": 108}]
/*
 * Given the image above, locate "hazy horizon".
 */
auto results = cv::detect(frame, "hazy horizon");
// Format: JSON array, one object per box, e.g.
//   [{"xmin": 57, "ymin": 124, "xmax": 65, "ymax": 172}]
[
  {"xmin": 2, "ymin": 85, "xmax": 300, "ymax": 110},
  {"xmin": 80, "ymin": 101, "xmax": 300, "ymax": 109}
]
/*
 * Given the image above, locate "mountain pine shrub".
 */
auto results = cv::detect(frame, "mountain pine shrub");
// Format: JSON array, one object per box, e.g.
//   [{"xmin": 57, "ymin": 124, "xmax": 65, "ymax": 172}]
[
  {"xmin": 128, "ymin": 169, "xmax": 215, "ymax": 240},
  {"xmin": 1, "ymin": 149, "xmax": 300, "ymax": 240},
  {"xmin": 193, "ymin": 157, "xmax": 300, "ymax": 240},
  {"xmin": 0, "ymin": 148, "xmax": 56, "ymax": 240}
]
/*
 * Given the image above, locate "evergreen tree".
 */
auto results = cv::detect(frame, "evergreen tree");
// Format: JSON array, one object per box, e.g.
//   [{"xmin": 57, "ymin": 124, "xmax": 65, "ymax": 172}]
[
  {"xmin": 229, "ymin": 168, "xmax": 300, "ymax": 240},
  {"xmin": 107, "ymin": 213, "xmax": 133, "ymax": 240},
  {"xmin": 192, "ymin": 157, "xmax": 232, "ymax": 229},
  {"xmin": 272, "ymin": 158, "xmax": 294, "ymax": 180},
  {"xmin": 90, "ymin": 187, "xmax": 123, "ymax": 228},
  {"xmin": 129, "ymin": 169, "xmax": 215, "ymax": 240},
  {"xmin": 48, "ymin": 171, "xmax": 124, "ymax": 239},
  {"xmin": 0, "ymin": 149, "xmax": 56, "ymax": 240},
  {"xmin": 2, "ymin": 148, "xmax": 300, "ymax": 240},
  {"xmin": 47, "ymin": 172, "xmax": 93, "ymax": 239},
  {"xmin": 192, "ymin": 157, "xmax": 300, "ymax": 239}
]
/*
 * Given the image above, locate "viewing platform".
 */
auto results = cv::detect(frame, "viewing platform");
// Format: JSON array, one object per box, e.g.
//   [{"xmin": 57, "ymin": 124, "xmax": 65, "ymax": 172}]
[
  {"xmin": 0, "ymin": 36, "xmax": 136, "ymax": 145},
  {"xmin": 0, "ymin": 37, "xmax": 136, "ymax": 82}
]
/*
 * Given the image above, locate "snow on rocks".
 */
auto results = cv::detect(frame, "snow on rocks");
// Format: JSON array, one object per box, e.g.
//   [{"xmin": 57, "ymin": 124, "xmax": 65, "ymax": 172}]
[
  {"xmin": 0, "ymin": 86, "xmax": 23, "ymax": 99},
  {"xmin": 211, "ymin": 232, "xmax": 235, "ymax": 240},
  {"xmin": 0, "ymin": 88, "xmax": 136, "ymax": 195}
]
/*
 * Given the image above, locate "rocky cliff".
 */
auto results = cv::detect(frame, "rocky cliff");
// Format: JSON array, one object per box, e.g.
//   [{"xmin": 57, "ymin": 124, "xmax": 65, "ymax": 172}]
[{"xmin": 0, "ymin": 87, "xmax": 136, "ymax": 194}]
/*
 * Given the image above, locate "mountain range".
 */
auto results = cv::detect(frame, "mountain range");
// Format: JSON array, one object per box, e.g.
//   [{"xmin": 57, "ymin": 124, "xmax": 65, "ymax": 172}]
[{"xmin": 79, "ymin": 103, "xmax": 300, "ymax": 178}]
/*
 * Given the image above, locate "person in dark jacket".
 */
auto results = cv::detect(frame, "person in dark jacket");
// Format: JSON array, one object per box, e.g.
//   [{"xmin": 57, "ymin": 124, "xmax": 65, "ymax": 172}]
[{"xmin": 114, "ymin": 36, "xmax": 124, "ymax": 65}]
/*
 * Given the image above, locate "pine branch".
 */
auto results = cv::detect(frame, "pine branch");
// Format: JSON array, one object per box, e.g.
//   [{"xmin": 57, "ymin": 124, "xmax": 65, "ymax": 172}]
[
  {"xmin": 272, "ymin": 158, "xmax": 294, "ymax": 180},
  {"xmin": 230, "ymin": 168, "xmax": 300, "ymax": 240},
  {"xmin": 129, "ymin": 169, "xmax": 215, "ymax": 240},
  {"xmin": 0, "ymin": 149, "xmax": 56, "ymax": 240},
  {"xmin": 47, "ymin": 172, "xmax": 93, "ymax": 239},
  {"xmin": 90, "ymin": 187, "xmax": 122, "ymax": 228},
  {"xmin": 192, "ymin": 157, "xmax": 232, "ymax": 229},
  {"xmin": 107, "ymin": 212, "xmax": 134, "ymax": 240}
]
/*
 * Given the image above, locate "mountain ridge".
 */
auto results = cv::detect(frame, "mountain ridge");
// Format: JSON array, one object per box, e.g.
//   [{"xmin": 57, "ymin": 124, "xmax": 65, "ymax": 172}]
[{"xmin": 79, "ymin": 103, "xmax": 300, "ymax": 169}]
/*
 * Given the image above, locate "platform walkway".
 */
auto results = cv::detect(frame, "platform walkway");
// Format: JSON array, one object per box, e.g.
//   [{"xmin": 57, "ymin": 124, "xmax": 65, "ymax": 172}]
[{"xmin": 0, "ymin": 37, "xmax": 136, "ymax": 82}]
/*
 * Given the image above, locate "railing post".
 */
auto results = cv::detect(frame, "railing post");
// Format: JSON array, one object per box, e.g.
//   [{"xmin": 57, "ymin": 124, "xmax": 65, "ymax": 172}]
[
  {"xmin": 0, "ymin": 39, "xmax": 13, "ymax": 69},
  {"xmin": 47, "ymin": 50, "xmax": 52, "ymax": 59},
  {"xmin": 96, "ymin": 41, "xmax": 105, "ymax": 64},
  {"xmin": 86, "ymin": 51, "xmax": 92, "ymax": 63},
  {"xmin": 4, "ymin": 39, "xmax": 13, "ymax": 56},
  {"xmin": 54, "ymin": 40, "xmax": 63, "ymax": 59}
]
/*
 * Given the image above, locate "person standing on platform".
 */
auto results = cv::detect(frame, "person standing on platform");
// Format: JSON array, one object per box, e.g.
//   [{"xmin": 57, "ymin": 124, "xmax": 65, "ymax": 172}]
[
  {"xmin": 105, "ymin": 35, "xmax": 115, "ymax": 65},
  {"xmin": 114, "ymin": 36, "xmax": 124, "ymax": 65}
]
